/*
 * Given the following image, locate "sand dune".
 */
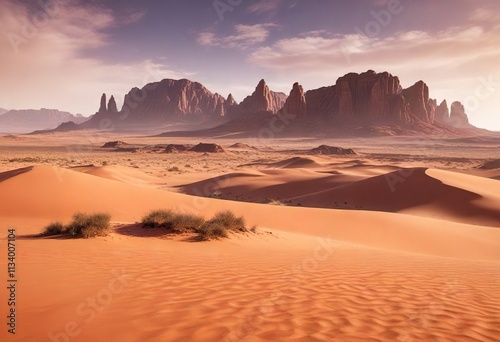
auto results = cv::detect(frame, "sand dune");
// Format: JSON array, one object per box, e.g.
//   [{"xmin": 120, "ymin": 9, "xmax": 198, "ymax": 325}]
[
  {"xmin": 1, "ymin": 165, "xmax": 499, "ymax": 258},
  {"xmin": 290, "ymin": 168, "xmax": 500, "ymax": 227}
]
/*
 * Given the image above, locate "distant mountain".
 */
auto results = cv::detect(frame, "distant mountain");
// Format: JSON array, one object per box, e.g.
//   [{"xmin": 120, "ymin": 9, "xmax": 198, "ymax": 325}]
[
  {"xmin": 161, "ymin": 71, "xmax": 481, "ymax": 138},
  {"xmin": 44, "ymin": 70, "xmax": 484, "ymax": 137},
  {"xmin": 0, "ymin": 108, "xmax": 87, "ymax": 134},
  {"xmin": 0, "ymin": 108, "xmax": 8, "ymax": 116}
]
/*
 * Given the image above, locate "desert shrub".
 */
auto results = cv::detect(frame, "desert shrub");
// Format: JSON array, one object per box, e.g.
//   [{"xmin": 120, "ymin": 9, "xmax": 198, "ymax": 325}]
[
  {"xmin": 207, "ymin": 210, "xmax": 246, "ymax": 232},
  {"xmin": 141, "ymin": 209, "xmax": 176, "ymax": 228},
  {"xmin": 141, "ymin": 209, "xmax": 248, "ymax": 240},
  {"xmin": 43, "ymin": 221, "xmax": 66, "ymax": 236},
  {"xmin": 170, "ymin": 213, "xmax": 205, "ymax": 233},
  {"xmin": 141, "ymin": 210, "xmax": 204, "ymax": 233},
  {"xmin": 198, "ymin": 222, "xmax": 228, "ymax": 241},
  {"xmin": 66, "ymin": 213, "xmax": 111, "ymax": 238}
]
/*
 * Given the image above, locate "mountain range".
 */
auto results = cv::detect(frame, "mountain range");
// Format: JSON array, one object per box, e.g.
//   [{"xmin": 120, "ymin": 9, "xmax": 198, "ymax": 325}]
[
  {"xmin": 28, "ymin": 70, "xmax": 486, "ymax": 136},
  {"xmin": 0, "ymin": 108, "xmax": 87, "ymax": 134}
]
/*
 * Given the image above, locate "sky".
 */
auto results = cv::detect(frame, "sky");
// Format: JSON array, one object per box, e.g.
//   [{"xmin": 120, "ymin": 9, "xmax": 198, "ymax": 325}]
[{"xmin": 1, "ymin": 0, "xmax": 499, "ymax": 130}]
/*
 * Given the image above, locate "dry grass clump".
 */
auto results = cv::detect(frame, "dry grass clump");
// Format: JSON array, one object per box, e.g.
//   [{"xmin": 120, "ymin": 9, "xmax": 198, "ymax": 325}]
[
  {"xmin": 42, "ymin": 221, "xmax": 66, "ymax": 236},
  {"xmin": 141, "ymin": 209, "xmax": 249, "ymax": 240},
  {"xmin": 42, "ymin": 213, "xmax": 111, "ymax": 238},
  {"xmin": 66, "ymin": 213, "xmax": 111, "ymax": 238}
]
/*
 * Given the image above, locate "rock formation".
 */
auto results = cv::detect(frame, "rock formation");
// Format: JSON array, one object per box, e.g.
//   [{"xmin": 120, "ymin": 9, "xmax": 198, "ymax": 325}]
[
  {"xmin": 279, "ymin": 82, "xmax": 307, "ymax": 119},
  {"xmin": 237, "ymin": 79, "xmax": 287, "ymax": 115},
  {"xmin": 305, "ymin": 70, "xmax": 411, "ymax": 123},
  {"xmin": 189, "ymin": 143, "xmax": 225, "ymax": 153},
  {"xmin": 435, "ymin": 100, "xmax": 450, "ymax": 123},
  {"xmin": 44, "ymin": 71, "xmax": 478, "ymax": 136},
  {"xmin": 107, "ymin": 96, "xmax": 118, "ymax": 113},
  {"xmin": 120, "ymin": 79, "xmax": 227, "ymax": 123},
  {"xmin": 98, "ymin": 93, "xmax": 107, "ymax": 113},
  {"xmin": 310, "ymin": 145, "xmax": 356, "ymax": 155},
  {"xmin": 401, "ymin": 81, "xmax": 435, "ymax": 123},
  {"xmin": 449, "ymin": 101, "xmax": 471, "ymax": 129}
]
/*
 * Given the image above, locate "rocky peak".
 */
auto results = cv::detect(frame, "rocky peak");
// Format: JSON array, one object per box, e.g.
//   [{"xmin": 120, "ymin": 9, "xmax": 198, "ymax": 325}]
[
  {"xmin": 401, "ymin": 81, "xmax": 435, "ymax": 123},
  {"xmin": 238, "ymin": 79, "xmax": 287, "ymax": 115},
  {"xmin": 449, "ymin": 101, "xmax": 471, "ymax": 129},
  {"xmin": 99, "ymin": 93, "xmax": 107, "ymax": 113},
  {"xmin": 280, "ymin": 82, "xmax": 307, "ymax": 118},
  {"xmin": 226, "ymin": 94, "xmax": 237, "ymax": 106},
  {"xmin": 435, "ymin": 100, "xmax": 449, "ymax": 123},
  {"xmin": 108, "ymin": 95, "xmax": 118, "ymax": 113}
]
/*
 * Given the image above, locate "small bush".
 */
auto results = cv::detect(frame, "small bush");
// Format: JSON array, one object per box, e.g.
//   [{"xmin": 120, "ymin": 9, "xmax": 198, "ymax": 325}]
[
  {"xmin": 170, "ymin": 213, "xmax": 205, "ymax": 233},
  {"xmin": 43, "ymin": 221, "xmax": 66, "ymax": 236},
  {"xmin": 67, "ymin": 213, "xmax": 111, "ymax": 238},
  {"xmin": 141, "ymin": 210, "xmax": 176, "ymax": 228},
  {"xmin": 141, "ymin": 210, "xmax": 204, "ymax": 233},
  {"xmin": 141, "ymin": 209, "xmax": 248, "ymax": 241},
  {"xmin": 207, "ymin": 210, "xmax": 246, "ymax": 232},
  {"xmin": 198, "ymin": 222, "xmax": 228, "ymax": 241}
]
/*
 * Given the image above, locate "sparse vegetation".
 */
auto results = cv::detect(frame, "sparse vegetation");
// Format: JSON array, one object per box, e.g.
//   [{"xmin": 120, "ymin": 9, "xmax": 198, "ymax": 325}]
[
  {"xmin": 265, "ymin": 198, "xmax": 286, "ymax": 206},
  {"xmin": 43, "ymin": 221, "xmax": 66, "ymax": 236},
  {"xmin": 198, "ymin": 222, "xmax": 228, "ymax": 240},
  {"xmin": 8, "ymin": 157, "xmax": 42, "ymax": 163},
  {"xmin": 141, "ymin": 209, "xmax": 176, "ymax": 228},
  {"xmin": 205, "ymin": 210, "xmax": 246, "ymax": 232},
  {"xmin": 66, "ymin": 213, "xmax": 111, "ymax": 238},
  {"xmin": 41, "ymin": 213, "xmax": 111, "ymax": 238},
  {"xmin": 141, "ymin": 209, "xmax": 249, "ymax": 240}
]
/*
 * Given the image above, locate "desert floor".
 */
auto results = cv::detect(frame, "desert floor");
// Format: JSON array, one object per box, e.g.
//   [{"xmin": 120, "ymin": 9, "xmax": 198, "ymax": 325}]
[{"xmin": 0, "ymin": 132, "xmax": 499, "ymax": 341}]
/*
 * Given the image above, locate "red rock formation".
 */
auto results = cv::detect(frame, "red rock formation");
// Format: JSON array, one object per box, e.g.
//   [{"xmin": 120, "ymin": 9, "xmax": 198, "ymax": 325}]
[
  {"xmin": 107, "ymin": 95, "xmax": 118, "ymax": 113},
  {"xmin": 401, "ymin": 81, "xmax": 435, "ymax": 123},
  {"xmin": 121, "ymin": 79, "xmax": 227, "ymax": 122},
  {"xmin": 238, "ymin": 79, "xmax": 287, "ymax": 115},
  {"xmin": 98, "ymin": 93, "xmax": 107, "ymax": 113},
  {"xmin": 449, "ymin": 101, "xmax": 471, "ymax": 129},
  {"xmin": 279, "ymin": 82, "xmax": 307, "ymax": 118},
  {"xmin": 306, "ymin": 70, "xmax": 410, "ymax": 123},
  {"xmin": 435, "ymin": 100, "xmax": 450, "ymax": 123}
]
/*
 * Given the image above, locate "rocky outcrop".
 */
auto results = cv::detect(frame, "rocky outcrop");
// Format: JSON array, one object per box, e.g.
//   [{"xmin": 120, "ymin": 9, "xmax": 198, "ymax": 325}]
[
  {"xmin": 304, "ymin": 71, "xmax": 443, "ymax": 125},
  {"xmin": 435, "ymin": 100, "xmax": 450, "ymax": 123},
  {"xmin": 98, "ymin": 94, "xmax": 107, "ymax": 113},
  {"xmin": 305, "ymin": 70, "xmax": 412, "ymax": 123},
  {"xmin": 107, "ymin": 96, "xmax": 118, "ymax": 113},
  {"xmin": 309, "ymin": 145, "xmax": 356, "ymax": 155},
  {"xmin": 101, "ymin": 141, "xmax": 126, "ymax": 148},
  {"xmin": 226, "ymin": 94, "xmax": 237, "ymax": 107},
  {"xmin": 401, "ymin": 81, "xmax": 435, "ymax": 123},
  {"xmin": 237, "ymin": 79, "xmax": 287, "ymax": 115},
  {"xmin": 189, "ymin": 143, "xmax": 225, "ymax": 153},
  {"xmin": 279, "ymin": 82, "xmax": 307, "ymax": 119},
  {"xmin": 120, "ymin": 79, "xmax": 227, "ymax": 123},
  {"xmin": 449, "ymin": 101, "xmax": 471, "ymax": 129}
]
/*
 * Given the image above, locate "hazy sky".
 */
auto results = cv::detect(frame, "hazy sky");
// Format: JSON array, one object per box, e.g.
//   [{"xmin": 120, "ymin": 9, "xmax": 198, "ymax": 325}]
[{"xmin": 1, "ymin": 0, "xmax": 499, "ymax": 130}]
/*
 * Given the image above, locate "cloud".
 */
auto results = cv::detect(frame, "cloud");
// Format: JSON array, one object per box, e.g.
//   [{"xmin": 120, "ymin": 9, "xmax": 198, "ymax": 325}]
[
  {"xmin": 0, "ymin": 0, "xmax": 188, "ymax": 115},
  {"xmin": 197, "ymin": 23, "xmax": 279, "ymax": 49},
  {"xmin": 247, "ymin": 0, "xmax": 282, "ymax": 15}
]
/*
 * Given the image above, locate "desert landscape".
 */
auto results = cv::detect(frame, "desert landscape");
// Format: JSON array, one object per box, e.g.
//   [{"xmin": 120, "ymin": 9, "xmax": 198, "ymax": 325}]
[
  {"xmin": 1, "ymin": 132, "xmax": 500, "ymax": 341},
  {"xmin": 1, "ymin": 0, "xmax": 500, "ymax": 341}
]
